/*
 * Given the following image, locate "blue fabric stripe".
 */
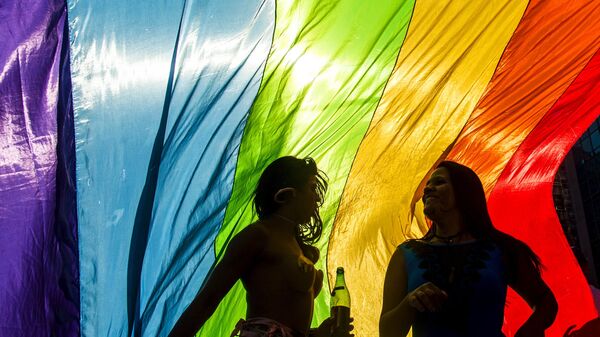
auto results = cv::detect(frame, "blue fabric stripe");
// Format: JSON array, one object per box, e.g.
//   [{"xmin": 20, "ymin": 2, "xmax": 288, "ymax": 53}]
[
  {"xmin": 137, "ymin": 1, "xmax": 275, "ymax": 335},
  {"xmin": 127, "ymin": 5, "xmax": 187, "ymax": 336},
  {"xmin": 69, "ymin": 0, "xmax": 274, "ymax": 335}
]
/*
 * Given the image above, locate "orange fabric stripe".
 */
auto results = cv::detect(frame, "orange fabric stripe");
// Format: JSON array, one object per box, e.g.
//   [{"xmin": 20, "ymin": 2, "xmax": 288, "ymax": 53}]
[{"xmin": 447, "ymin": 0, "xmax": 600, "ymax": 193}]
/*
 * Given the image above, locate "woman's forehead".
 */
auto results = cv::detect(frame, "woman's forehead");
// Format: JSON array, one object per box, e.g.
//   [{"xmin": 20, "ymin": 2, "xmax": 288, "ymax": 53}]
[{"xmin": 430, "ymin": 167, "xmax": 450, "ymax": 179}]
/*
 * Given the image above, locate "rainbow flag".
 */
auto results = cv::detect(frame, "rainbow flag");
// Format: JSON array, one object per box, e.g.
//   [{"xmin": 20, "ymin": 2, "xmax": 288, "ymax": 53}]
[{"xmin": 1, "ymin": 0, "xmax": 599, "ymax": 336}]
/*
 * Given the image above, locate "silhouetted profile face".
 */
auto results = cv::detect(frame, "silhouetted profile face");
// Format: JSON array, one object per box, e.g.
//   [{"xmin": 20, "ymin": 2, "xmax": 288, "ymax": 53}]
[
  {"xmin": 287, "ymin": 175, "xmax": 321, "ymax": 223},
  {"xmin": 423, "ymin": 167, "xmax": 457, "ymax": 222},
  {"xmin": 253, "ymin": 156, "xmax": 327, "ymax": 244}
]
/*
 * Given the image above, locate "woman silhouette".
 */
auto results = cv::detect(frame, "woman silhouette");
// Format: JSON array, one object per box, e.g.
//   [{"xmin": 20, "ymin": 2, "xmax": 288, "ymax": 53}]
[{"xmin": 380, "ymin": 161, "xmax": 557, "ymax": 337}]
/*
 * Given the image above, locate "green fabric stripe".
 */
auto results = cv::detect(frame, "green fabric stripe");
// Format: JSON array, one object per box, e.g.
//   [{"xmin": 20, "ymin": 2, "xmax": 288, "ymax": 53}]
[{"xmin": 200, "ymin": 1, "xmax": 415, "ymax": 335}]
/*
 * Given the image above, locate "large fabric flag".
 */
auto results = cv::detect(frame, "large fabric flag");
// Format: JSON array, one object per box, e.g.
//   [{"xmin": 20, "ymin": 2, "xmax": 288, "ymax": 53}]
[{"xmin": 1, "ymin": 0, "xmax": 599, "ymax": 336}]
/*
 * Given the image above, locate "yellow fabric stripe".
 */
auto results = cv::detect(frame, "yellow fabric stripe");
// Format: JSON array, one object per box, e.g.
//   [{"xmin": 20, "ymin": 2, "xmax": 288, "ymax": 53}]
[{"xmin": 327, "ymin": 1, "xmax": 528, "ymax": 336}]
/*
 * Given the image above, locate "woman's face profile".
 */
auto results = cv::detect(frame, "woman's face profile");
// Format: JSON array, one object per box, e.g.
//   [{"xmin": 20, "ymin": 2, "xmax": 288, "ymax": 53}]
[
  {"xmin": 292, "ymin": 175, "xmax": 320, "ymax": 222},
  {"xmin": 423, "ymin": 167, "xmax": 456, "ymax": 221}
]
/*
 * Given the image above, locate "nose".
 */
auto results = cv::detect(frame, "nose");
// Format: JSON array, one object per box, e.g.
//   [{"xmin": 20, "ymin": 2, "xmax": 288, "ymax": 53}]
[{"xmin": 424, "ymin": 185, "xmax": 434, "ymax": 194}]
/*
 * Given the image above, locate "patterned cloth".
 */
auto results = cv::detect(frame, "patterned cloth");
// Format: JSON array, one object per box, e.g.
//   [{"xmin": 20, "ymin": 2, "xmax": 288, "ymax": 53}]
[
  {"xmin": 230, "ymin": 317, "xmax": 305, "ymax": 337},
  {"xmin": 399, "ymin": 239, "xmax": 507, "ymax": 337}
]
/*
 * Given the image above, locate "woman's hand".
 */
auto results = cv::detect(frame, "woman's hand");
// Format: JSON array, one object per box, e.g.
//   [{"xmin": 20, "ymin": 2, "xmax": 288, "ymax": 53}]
[
  {"xmin": 406, "ymin": 282, "xmax": 448, "ymax": 312},
  {"xmin": 311, "ymin": 317, "xmax": 354, "ymax": 337}
]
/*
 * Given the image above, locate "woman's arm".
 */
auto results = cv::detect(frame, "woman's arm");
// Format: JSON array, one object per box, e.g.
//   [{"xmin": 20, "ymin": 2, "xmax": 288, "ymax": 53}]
[
  {"xmin": 168, "ymin": 225, "xmax": 268, "ymax": 337},
  {"xmin": 380, "ymin": 247, "xmax": 448, "ymax": 337},
  {"xmin": 380, "ymin": 248, "xmax": 415, "ymax": 337},
  {"xmin": 510, "ymin": 245, "xmax": 558, "ymax": 337}
]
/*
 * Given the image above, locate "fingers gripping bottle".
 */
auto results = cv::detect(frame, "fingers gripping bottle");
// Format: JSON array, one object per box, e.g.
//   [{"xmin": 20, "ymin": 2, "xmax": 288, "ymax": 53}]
[{"xmin": 330, "ymin": 267, "xmax": 350, "ymax": 336}]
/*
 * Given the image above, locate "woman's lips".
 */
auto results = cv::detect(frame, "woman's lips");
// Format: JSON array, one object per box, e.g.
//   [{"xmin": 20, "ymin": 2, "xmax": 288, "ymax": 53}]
[{"xmin": 423, "ymin": 195, "xmax": 438, "ymax": 203}]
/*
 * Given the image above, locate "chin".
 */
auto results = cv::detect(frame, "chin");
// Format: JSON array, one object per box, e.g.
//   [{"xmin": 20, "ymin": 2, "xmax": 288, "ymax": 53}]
[{"xmin": 423, "ymin": 207, "xmax": 437, "ymax": 222}]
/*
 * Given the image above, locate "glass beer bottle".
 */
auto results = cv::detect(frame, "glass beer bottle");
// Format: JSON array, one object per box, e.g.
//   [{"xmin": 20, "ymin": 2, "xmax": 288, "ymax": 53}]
[{"xmin": 330, "ymin": 267, "xmax": 350, "ymax": 336}]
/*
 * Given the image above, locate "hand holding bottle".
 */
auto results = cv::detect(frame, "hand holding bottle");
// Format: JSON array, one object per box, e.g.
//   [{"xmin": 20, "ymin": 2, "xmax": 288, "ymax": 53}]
[
  {"xmin": 310, "ymin": 317, "xmax": 354, "ymax": 337},
  {"xmin": 330, "ymin": 267, "xmax": 353, "ymax": 337}
]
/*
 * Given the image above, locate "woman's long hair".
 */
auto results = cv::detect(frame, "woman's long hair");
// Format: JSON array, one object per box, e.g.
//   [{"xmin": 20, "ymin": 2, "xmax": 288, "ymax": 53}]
[
  {"xmin": 423, "ymin": 161, "xmax": 542, "ymax": 278},
  {"xmin": 253, "ymin": 156, "xmax": 328, "ymax": 246}
]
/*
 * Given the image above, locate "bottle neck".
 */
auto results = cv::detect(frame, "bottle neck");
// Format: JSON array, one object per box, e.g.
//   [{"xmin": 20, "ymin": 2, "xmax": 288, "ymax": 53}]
[{"xmin": 334, "ymin": 273, "xmax": 346, "ymax": 287}]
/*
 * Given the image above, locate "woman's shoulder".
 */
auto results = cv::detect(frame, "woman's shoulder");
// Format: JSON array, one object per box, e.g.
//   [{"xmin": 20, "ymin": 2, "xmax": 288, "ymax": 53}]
[
  {"xmin": 396, "ymin": 239, "xmax": 434, "ymax": 256},
  {"xmin": 491, "ymin": 231, "xmax": 542, "ymax": 279},
  {"xmin": 397, "ymin": 238, "xmax": 421, "ymax": 249},
  {"xmin": 398, "ymin": 237, "xmax": 501, "ymax": 256},
  {"xmin": 235, "ymin": 222, "xmax": 271, "ymax": 244},
  {"xmin": 492, "ymin": 231, "xmax": 537, "ymax": 256}
]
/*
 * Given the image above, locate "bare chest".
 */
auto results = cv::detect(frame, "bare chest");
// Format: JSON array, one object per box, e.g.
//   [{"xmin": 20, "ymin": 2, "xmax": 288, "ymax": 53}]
[{"xmin": 251, "ymin": 239, "xmax": 316, "ymax": 293}]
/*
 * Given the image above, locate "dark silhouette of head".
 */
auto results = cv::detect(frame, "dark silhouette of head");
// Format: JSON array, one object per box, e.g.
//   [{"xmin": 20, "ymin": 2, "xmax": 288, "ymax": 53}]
[
  {"xmin": 254, "ymin": 156, "xmax": 328, "ymax": 245},
  {"xmin": 423, "ymin": 161, "xmax": 493, "ymax": 239},
  {"xmin": 423, "ymin": 160, "xmax": 541, "ymax": 275}
]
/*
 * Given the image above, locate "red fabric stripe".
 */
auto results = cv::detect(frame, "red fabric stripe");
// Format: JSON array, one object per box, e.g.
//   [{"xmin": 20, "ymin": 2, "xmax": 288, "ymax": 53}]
[{"xmin": 489, "ymin": 50, "xmax": 600, "ymax": 337}]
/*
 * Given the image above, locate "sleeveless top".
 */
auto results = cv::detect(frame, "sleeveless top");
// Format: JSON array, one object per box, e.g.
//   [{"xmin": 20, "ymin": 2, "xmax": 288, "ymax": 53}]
[{"xmin": 399, "ymin": 239, "xmax": 507, "ymax": 337}]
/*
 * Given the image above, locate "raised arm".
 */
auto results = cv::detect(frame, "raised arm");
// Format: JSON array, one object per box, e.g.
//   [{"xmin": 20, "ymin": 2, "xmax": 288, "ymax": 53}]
[
  {"xmin": 510, "ymin": 244, "xmax": 558, "ymax": 337},
  {"xmin": 168, "ymin": 225, "xmax": 268, "ymax": 337}
]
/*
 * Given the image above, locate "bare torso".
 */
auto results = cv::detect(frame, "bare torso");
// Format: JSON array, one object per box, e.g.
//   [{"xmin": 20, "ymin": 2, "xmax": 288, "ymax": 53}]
[{"xmin": 242, "ymin": 222, "xmax": 323, "ymax": 334}]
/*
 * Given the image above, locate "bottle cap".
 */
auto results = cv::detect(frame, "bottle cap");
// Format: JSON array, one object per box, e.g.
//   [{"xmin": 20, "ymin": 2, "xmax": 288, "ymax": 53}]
[{"xmin": 336, "ymin": 267, "xmax": 344, "ymax": 274}]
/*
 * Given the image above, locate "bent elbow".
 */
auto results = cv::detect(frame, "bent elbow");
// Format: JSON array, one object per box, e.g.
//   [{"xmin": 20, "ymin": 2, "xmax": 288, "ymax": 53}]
[
  {"xmin": 535, "ymin": 290, "xmax": 558, "ymax": 328},
  {"xmin": 547, "ymin": 292, "xmax": 558, "ymax": 322}
]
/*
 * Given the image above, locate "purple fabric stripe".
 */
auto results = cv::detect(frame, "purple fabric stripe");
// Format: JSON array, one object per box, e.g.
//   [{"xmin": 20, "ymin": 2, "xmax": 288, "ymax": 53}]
[{"xmin": 0, "ymin": 1, "xmax": 79, "ymax": 336}]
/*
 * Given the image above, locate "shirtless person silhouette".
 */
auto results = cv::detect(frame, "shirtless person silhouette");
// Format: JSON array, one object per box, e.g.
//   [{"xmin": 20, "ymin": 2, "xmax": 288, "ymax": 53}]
[{"xmin": 169, "ymin": 156, "xmax": 346, "ymax": 337}]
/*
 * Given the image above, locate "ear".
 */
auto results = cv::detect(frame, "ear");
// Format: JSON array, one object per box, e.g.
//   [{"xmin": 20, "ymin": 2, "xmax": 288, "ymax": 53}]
[{"xmin": 274, "ymin": 187, "xmax": 297, "ymax": 204}]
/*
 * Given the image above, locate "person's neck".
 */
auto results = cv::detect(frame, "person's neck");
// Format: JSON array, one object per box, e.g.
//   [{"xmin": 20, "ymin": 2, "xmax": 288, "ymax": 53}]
[
  {"xmin": 433, "ymin": 213, "xmax": 465, "ymax": 238},
  {"xmin": 434, "ymin": 225, "xmax": 463, "ymax": 238},
  {"xmin": 269, "ymin": 211, "xmax": 298, "ymax": 236}
]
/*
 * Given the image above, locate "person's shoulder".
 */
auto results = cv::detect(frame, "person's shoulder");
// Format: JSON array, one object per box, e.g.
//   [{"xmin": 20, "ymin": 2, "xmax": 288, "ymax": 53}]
[
  {"xmin": 393, "ymin": 240, "xmax": 423, "ymax": 262},
  {"xmin": 388, "ymin": 240, "xmax": 420, "ymax": 267},
  {"xmin": 492, "ymin": 231, "xmax": 542, "ymax": 279},
  {"xmin": 398, "ymin": 238, "xmax": 427, "ymax": 251},
  {"xmin": 233, "ymin": 222, "xmax": 270, "ymax": 245},
  {"xmin": 222, "ymin": 222, "xmax": 270, "ymax": 259},
  {"xmin": 493, "ymin": 231, "xmax": 532, "ymax": 253}
]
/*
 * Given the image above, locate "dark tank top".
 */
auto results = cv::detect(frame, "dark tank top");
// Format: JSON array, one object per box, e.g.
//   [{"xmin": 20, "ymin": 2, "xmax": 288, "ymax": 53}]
[{"xmin": 399, "ymin": 239, "xmax": 507, "ymax": 337}]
